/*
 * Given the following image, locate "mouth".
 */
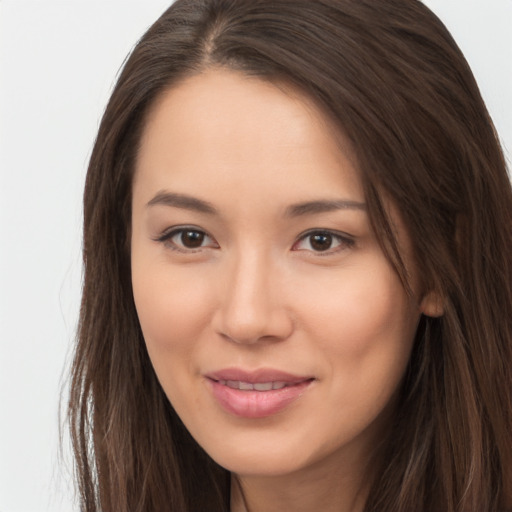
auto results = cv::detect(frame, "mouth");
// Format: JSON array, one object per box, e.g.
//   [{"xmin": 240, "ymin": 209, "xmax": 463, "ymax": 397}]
[
  {"xmin": 214, "ymin": 379, "xmax": 299, "ymax": 391},
  {"xmin": 205, "ymin": 368, "xmax": 315, "ymax": 418}
]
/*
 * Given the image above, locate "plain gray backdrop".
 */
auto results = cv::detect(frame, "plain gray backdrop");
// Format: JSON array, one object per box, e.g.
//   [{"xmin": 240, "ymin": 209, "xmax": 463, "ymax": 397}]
[{"xmin": 0, "ymin": 1, "xmax": 510, "ymax": 511}]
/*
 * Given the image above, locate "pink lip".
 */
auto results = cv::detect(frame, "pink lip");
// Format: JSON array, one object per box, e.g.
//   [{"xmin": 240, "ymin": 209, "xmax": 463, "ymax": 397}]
[{"xmin": 205, "ymin": 367, "xmax": 314, "ymax": 419}]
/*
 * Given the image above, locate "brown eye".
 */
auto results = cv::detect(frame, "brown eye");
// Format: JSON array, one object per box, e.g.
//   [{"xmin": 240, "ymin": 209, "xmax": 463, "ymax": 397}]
[
  {"xmin": 157, "ymin": 227, "xmax": 218, "ymax": 252},
  {"xmin": 293, "ymin": 230, "xmax": 354, "ymax": 254},
  {"xmin": 180, "ymin": 230, "xmax": 205, "ymax": 248},
  {"xmin": 309, "ymin": 233, "xmax": 333, "ymax": 251}
]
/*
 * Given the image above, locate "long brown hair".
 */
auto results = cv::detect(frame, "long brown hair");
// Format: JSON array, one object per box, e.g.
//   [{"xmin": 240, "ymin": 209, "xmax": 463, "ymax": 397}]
[{"xmin": 69, "ymin": 1, "xmax": 512, "ymax": 510}]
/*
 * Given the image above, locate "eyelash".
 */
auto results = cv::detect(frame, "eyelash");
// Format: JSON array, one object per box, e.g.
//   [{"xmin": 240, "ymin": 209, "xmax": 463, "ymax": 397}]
[{"xmin": 155, "ymin": 226, "xmax": 355, "ymax": 255}]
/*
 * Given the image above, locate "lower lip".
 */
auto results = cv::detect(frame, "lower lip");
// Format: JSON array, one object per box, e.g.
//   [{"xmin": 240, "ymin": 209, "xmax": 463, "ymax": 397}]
[{"xmin": 207, "ymin": 379, "xmax": 313, "ymax": 419}]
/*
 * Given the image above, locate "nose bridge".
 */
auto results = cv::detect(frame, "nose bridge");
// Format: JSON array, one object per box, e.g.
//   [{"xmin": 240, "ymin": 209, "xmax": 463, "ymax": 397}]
[{"xmin": 217, "ymin": 246, "xmax": 291, "ymax": 344}]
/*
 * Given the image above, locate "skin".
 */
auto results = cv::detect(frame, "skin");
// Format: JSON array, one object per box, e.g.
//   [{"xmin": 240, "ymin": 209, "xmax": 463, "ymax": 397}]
[{"xmin": 131, "ymin": 68, "xmax": 436, "ymax": 512}]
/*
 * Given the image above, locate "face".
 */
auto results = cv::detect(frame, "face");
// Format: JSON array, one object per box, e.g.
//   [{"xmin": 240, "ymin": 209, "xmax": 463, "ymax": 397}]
[{"xmin": 131, "ymin": 69, "xmax": 428, "ymax": 480}]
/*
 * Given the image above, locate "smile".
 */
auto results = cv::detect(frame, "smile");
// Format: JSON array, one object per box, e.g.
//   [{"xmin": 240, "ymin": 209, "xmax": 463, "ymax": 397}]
[{"xmin": 205, "ymin": 369, "xmax": 314, "ymax": 418}]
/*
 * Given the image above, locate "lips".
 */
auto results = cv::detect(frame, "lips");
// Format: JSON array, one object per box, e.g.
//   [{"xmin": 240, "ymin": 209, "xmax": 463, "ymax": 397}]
[{"xmin": 205, "ymin": 368, "xmax": 314, "ymax": 418}]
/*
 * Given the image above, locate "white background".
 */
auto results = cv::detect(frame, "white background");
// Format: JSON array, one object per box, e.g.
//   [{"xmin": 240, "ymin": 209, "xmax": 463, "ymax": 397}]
[{"xmin": 0, "ymin": 1, "xmax": 510, "ymax": 511}]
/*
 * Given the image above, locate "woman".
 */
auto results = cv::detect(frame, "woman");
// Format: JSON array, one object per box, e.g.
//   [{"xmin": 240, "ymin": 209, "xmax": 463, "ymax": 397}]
[{"xmin": 69, "ymin": 1, "xmax": 512, "ymax": 510}]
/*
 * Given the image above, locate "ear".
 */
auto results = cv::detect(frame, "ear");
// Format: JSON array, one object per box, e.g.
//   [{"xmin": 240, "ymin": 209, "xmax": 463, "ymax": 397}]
[{"xmin": 420, "ymin": 290, "xmax": 444, "ymax": 317}]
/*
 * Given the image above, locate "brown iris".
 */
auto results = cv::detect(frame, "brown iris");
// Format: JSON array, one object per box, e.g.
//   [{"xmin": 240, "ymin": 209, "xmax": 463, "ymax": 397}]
[
  {"xmin": 310, "ymin": 233, "xmax": 333, "ymax": 251},
  {"xmin": 180, "ymin": 230, "xmax": 205, "ymax": 248}
]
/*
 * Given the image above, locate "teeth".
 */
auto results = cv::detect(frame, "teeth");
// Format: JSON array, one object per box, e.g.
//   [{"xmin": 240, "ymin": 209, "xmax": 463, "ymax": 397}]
[
  {"xmin": 254, "ymin": 382, "xmax": 273, "ymax": 391},
  {"xmin": 219, "ymin": 380, "xmax": 290, "ymax": 391}
]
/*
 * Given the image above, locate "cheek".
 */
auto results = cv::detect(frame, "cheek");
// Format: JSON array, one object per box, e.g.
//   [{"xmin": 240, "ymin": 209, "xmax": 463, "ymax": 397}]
[
  {"xmin": 291, "ymin": 261, "xmax": 420, "ymax": 453},
  {"xmin": 131, "ymin": 262, "xmax": 216, "ymax": 419},
  {"xmin": 296, "ymin": 258, "xmax": 419, "ymax": 389},
  {"xmin": 131, "ymin": 260, "xmax": 214, "ymax": 360},
  {"xmin": 307, "ymin": 265, "xmax": 412, "ymax": 332}
]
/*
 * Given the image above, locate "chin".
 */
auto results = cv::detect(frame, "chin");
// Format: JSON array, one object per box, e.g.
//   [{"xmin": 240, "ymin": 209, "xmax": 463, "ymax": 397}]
[{"xmin": 214, "ymin": 451, "xmax": 311, "ymax": 478}]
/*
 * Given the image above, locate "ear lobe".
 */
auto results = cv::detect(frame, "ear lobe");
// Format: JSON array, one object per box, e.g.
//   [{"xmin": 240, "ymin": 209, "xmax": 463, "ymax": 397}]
[{"xmin": 420, "ymin": 290, "xmax": 444, "ymax": 317}]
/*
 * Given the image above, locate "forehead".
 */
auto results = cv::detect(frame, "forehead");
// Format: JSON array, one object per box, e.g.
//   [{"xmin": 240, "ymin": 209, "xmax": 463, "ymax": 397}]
[{"xmin": 133, "ymin": 68, "xmax": 364, "ymax": 206}]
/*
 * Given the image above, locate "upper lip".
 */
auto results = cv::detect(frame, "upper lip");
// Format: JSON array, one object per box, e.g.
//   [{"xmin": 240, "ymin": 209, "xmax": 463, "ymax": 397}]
[{"xmin": 205, "ymin": 367, "xmax": 313, "ymax": 384}]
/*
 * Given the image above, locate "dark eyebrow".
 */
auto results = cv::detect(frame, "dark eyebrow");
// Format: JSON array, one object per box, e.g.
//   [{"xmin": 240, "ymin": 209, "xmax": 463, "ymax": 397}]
[
  {"xmin": 285, "ymin": 199, "xmax": 366, "ymax": 217},
  {"xmin": 146, "ymin": 192, "xmax": 365, "ymax": 217},
  {"xmin": 146, "ymin": 191, "xmax": 218, "ymax": 215}
]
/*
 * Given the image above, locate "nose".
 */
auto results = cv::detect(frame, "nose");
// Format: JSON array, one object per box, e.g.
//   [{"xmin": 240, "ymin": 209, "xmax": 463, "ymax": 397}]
[{"xmin": 213, "ymin": 251, "xmax": 294, "ymax": 345}]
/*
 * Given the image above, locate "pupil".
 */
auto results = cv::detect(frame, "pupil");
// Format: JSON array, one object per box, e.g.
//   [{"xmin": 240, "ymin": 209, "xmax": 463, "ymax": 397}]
[
  {"xmin": 181, "ymin": 230, "xmax": 204, "ymax": 248},
  {"xmin": 310, "ymin": 233, "xmax": 332, "ymax": 251}
]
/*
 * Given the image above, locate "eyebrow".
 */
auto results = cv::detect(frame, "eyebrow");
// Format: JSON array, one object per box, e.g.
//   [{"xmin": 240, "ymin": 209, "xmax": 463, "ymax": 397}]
[
  {"xmin": 146, "ymin": 191, "xmax": 366, "ymax": 217},
  {"xmin": 146, "ymin": 191, "xmax": 218, "ymax": 215},
  {"xmin": 285, "ymin": 199, "xmax": 366, "ymax": 217}
]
